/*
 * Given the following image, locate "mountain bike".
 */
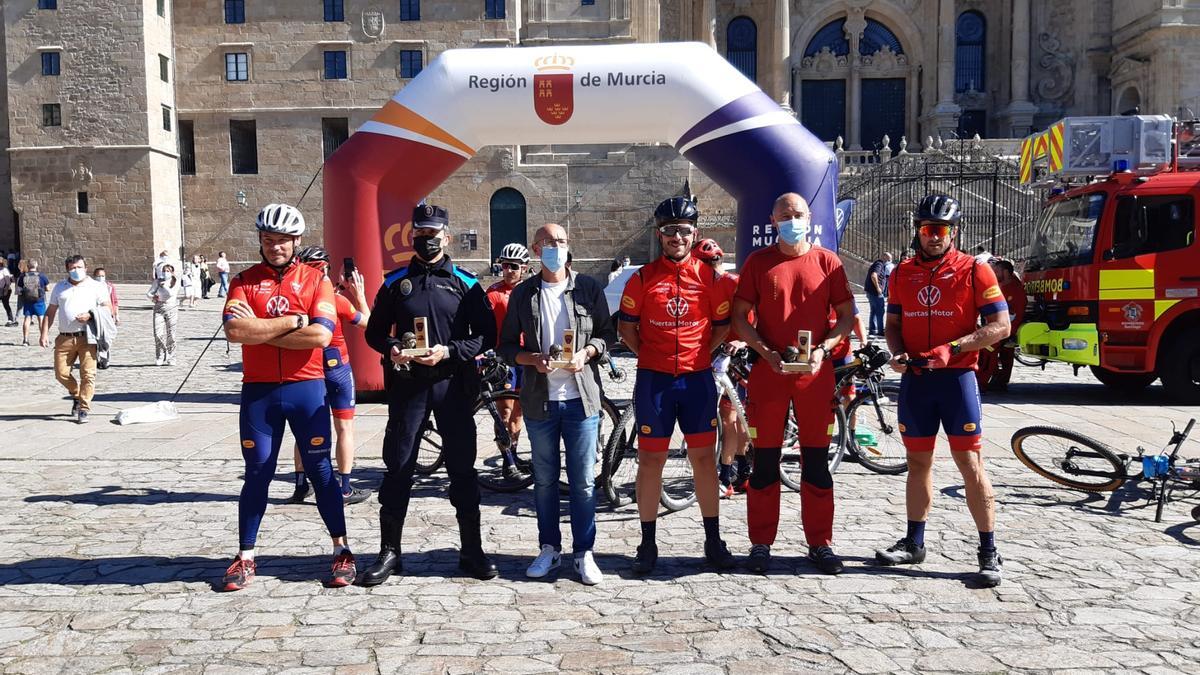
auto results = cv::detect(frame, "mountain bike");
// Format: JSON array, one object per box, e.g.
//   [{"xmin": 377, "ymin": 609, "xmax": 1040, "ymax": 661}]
[
  {"xmin": 1011, "ymin": 418, "xmax": 1200, "ymax": 522},
  {"xmin": 826, "ymin": 344, "xmax": 907, "ymax": 475}
]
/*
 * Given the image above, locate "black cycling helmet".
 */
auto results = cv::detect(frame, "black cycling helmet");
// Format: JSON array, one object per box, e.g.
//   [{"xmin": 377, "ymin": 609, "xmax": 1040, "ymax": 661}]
[
  {"xmin": 653, "ymin": 196, "xmax": 699, "ymax": 226},
  {"xmin": 297, "ymin": 245, "xmax": 330, "ymax": 264},
  {"xmin": 913, "ymin": 194, "xmax": 962, "ymax": 227}
]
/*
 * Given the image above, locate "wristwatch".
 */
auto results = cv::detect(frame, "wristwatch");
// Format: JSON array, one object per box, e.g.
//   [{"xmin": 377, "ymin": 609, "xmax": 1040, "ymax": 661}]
[{"xmin": 949, "ymin": 340, "xmax": 962, "ymax": 356}]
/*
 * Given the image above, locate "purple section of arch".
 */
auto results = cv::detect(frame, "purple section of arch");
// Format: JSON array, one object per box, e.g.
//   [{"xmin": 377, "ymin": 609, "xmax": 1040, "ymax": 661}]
[
  {"xmin": 683, "ymin": 122, "xmax": 839, "ymax": 266},
  {"xmin": 674, "ymin": 91, "xmax": 786, "ymax": 150}
]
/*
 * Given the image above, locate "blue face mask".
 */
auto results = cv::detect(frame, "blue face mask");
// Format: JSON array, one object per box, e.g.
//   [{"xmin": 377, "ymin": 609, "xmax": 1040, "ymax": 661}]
[
  {"xmin": 778, "ymin": 217, "xmax": 812, "ymax": 245},
  {"xmin": 540, "ymin": 245, "xmax": 568, "ymax": 273},
  {"xmin": 69, "ymin": 268, "xmax": 85, "ymax": 282}
]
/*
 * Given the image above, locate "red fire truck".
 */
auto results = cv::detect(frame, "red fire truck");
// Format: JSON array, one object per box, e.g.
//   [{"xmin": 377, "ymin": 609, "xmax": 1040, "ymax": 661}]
[{"xmin": 1017, "ymin": 115, "xmax": 1200, "ymax": 402}]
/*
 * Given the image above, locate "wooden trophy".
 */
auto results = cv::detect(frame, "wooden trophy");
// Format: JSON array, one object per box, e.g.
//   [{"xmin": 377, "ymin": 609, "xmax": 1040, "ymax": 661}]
[
  {"xmin": 781, "ymin": 329, "xmax": 814, "ymax": 373},
  {"xmin": 549, "ymin": 329, "xmax": 574, "ymax": 369},
  {"xmin": 403, "ymin": 317, "xmax": 431, "ymax": 356}
]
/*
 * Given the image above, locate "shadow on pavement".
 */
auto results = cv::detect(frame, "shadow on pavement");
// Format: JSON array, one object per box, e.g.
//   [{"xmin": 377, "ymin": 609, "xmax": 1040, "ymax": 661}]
[
  {"xmin": 1164, "ymin": 520, "xmax": 1200, "ymax": 547},
  {"xmin": 984, "ymin": 382, "xmax": 1171, "ymax": 407},
  {"xmin": 26, "ymin": 485, "xmax": 237, "ymax": 505},
  {"xmin": 92, "ymin": 391, "xmax": 240, "ymax": 404}
]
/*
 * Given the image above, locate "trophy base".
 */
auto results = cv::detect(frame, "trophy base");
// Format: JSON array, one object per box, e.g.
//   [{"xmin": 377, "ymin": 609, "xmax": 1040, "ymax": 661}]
[
  {"xmin": 781, "ymin": 362, "xmax": 813, "ymax": 374},
  {"xmin": 401, "ymin": 348, "xmax": 431, "ymax": 356},
  {"xmin": 548, "ymin": 360, "xmax": 572, "ymax": 369}
]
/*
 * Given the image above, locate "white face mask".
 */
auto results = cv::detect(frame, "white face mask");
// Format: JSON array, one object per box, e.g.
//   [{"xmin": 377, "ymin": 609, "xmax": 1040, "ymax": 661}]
[{"xmin": 95, "ymin": 276, "xmax": 106, "ymax": 283}]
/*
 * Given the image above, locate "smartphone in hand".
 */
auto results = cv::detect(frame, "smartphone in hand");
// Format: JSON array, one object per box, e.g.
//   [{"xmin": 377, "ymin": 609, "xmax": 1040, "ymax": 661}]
[{"xmin": 343, "ymin": 257, "xmax": 356, "ymax": 279}]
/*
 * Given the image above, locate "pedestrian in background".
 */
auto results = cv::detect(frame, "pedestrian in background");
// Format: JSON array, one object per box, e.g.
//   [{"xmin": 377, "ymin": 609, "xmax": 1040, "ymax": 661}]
[
  {"xmin": 607, "ymin": 258, "xmax": 624, "ymax": 284},
  {"xmin": 18, "ymin": 259, "xmax": 49, "ymax": 347},
  {"xmin": 93, "ymin": 267, "xmax": 119, "ymax": 325},
  {"xmin": 181, "ymin": 256, "xmax": 200, "ymax": 308},
  {"xmin": 0, "ymin": 263, "xmax": 13, "ymax": 326},
  {"xmin": 6, "ymin": 249, "xmax": 18, "ymax": 275},
  {"xmin": 43, "ymin": 255, "xmax": 110, "ymax": 423},
  {"xmin": 215, "ymin": 251, "xmax": 230, "ymax": 297},
  {"xmin": 864, "ymin": 252, "xmax": 890, "ymax": 337},
  {"xmin": 147, "ymin": 263, "xmax": 180, "ymax": 366}
]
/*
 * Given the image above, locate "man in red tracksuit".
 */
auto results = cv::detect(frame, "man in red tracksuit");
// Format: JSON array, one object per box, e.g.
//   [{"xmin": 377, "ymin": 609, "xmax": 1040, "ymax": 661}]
[{"xmin": 732, "ymin": 192, "xmax": 856, "ymax": 575}]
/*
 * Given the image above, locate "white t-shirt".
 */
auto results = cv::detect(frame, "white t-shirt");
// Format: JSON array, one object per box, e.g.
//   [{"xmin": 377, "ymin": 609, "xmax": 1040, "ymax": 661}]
[
  {"xmin": 216, "ymin": 257, "xmax": 230, "ymax": 273},
  {"xmin": 49, "ymin": 277, "xmax": 107, "ymax": 333},
  {"xmin": 538, "ymin": 279, "xmax": 581, "ymax": 402}
]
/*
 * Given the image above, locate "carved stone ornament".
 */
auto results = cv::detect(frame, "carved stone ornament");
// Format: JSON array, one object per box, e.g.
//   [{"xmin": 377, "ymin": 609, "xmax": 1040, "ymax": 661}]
[
  {"xmin": 1109, "ymin": 56, "xmax": 1148, "ymax": 85},
  {"xmin": 362, "ymin": 9, "xmax": 385, "ymax": 41},
  {"xmin": 859, "ymin": 45, "xmax": 908, "ymax": 73},
  {"xmin": 71, "ymin": 161, "xmax": 92, "ymax": 188},
  {"xmin": 499, "ymin": 148, "xmax": 515, "ymax": 174},
  {"xmin": 1034, "ymin": 31, "xmax": 1075, "ymax": 105},
  {"xmin": 800, "ymin": 46, "xmax": 848, "ymax": 74}
]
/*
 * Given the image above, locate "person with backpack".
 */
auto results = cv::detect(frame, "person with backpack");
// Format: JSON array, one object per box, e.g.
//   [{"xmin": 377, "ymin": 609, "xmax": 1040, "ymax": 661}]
[{"xmin": 17, "ymin": 260, "xmax": 49, "ymax": 347}]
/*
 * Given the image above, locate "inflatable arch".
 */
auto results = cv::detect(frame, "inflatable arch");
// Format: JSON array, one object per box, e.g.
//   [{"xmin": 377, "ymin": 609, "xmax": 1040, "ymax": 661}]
[{"xmin": 324, "ymin": 42, "xmax": 837, "ymax": 391}]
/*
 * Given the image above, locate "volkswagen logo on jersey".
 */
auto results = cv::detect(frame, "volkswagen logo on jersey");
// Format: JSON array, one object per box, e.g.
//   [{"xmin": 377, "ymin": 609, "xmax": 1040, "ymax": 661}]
[
  {"xmin": 666, "ymin": 295, "xmax": 689, "ymax": 318},
  {"xmin": 917, "ymin": 285, "xmax": 942, "ymax": 307},
  {"xmin": 265, "ymin": 295, "xmax": 291, "ymax": 317}
]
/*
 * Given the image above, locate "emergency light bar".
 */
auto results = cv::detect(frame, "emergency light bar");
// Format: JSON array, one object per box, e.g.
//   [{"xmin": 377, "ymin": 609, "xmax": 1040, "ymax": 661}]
[{"xmin": 1019, "ymin": 114, "xmax": 1174, "ymax": 184}]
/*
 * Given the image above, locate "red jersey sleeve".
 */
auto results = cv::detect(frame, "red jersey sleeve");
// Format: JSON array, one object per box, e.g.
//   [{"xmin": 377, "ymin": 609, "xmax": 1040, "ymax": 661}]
[
  {"xmin": 311, "ymin": 276, "xmax": 338, "ymax": 333},
  {"xmin": 734, "ymin": 253, "xmax": 761, "ymax": 306},
  {"xmin": 973, "ymin": 261, "xmax": 1009, "ymax": 318},
  {"xmin": 1005, "ymin": 279, "xmax": 1027, "ymax": 327},
  {"xmin": 826, "ymin": 256, "xmax": 853, "ymax": 308},
  {"xmin": 222, "ymin": 274, "xmax": 251, "ymax": 322},
  {"xmin": 335, "ymin": 293, "xmax": 360, "ymax": 325},
  {"xmin": 886, "ymin": 267, "xmax": 902, "ymax": 316},
  {"xmin": 617, "ymin": 270, "xmax": 644, "ymax": 322}
]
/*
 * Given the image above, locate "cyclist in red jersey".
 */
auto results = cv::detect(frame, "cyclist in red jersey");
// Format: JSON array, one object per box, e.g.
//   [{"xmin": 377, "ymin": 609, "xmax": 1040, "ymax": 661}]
[
  {"xmin": 617, "ymin": 197, "xmax": 737, "ymax": 574},
  {"xmin": 486, "ymin": 243, "xmax": 530, "ymax": 480},
  {"xmin": 732, "ymin": 192, "xmax": 856, "ymax": 575},
  {"xmin": 287, "ymin": 246, "xmax": 372, "ymax": 506},
  {"xmin": 876, "ymin": 194, "xmax": 1010, "ymax": 588},
  {"xmin": 976, "ymin": 257, "xmax": 1026, "ymax": 392},
  {"xmin": 694, "ymin": 239, "xmax": 752, "ymax": 499},
  {"xmin": 220, "ymin": 203, "xmax": 354, "ymax": 591}
]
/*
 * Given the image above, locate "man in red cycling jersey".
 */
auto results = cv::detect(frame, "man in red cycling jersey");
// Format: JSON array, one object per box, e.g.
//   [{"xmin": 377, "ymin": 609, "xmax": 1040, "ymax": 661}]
[
  {"xmin": 876, "ymin": 194, "xmax": 1010, "ymax": 587},
  {"xmin": 694, "ymin": 239, "xmax": 752, "ymax": 499},
  {"xmin": 976, "ymin": 257, "xmax": 1026, "ymax": 393},
  {"xmin": 618, "ymin": 197, "xmax": 737, "ymax": 574},
  {"xmin": 733, "ymin": 192, "xmax": 855, "ymax": 575},
  {"xmin": 288, "ymin": 246, "xmax": 372, "ymax": 506},
  {"xmin": 486, "ymin": 243, "xmax": 530, "ymax": 480},
  {"xmin": 220, "ymin": 203, "xmax": 354, "ymax": 591}
]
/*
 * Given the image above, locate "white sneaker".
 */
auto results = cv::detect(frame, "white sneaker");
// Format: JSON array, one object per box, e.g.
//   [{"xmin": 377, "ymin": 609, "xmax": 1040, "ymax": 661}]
[
  {"xmin": 526, "ymin": 544, "xmax": 560, "ymax": 578},
  {"xmin": 574, "ymin": 551, "xmax": 603, "ymax": 586},
  {"xmin": 155, "ymin": 357, "xmax": 164, "ymax": 366}
]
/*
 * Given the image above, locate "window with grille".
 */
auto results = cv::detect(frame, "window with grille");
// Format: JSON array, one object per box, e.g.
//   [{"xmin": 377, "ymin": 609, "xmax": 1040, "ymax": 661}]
[
  {"xmin": 400, "ymin": 50, "xmax": 422, "ymax": 79},
  {"xmin": 955, "ymin": 11, "xmax": 985, "ymax": 93},
  {"xmin": 322, "ymin": 118, "xmax": 350, "ymax": 160},
  {"xmin": 859, "ymin": 19, "xmax": 904, "ymax": 56},
  {"xmin": 324, "ymin": 50, "xmax": 348, "ymax": 80},
  {"xmin": 38, "ymin": 0, "xmax": 57, "ymax": 9},
  {"xmin": 804, "ymin": 18, "xmax": 849, "ymax": 57},
  {"xmin": 325, "ymin": 0, "xmax": 344, "ymax": 21},
  {"xmin": 225, "ymin": 0, "xmax": 245, "ymax": 24},
  {"xmin": 485, "ymin": 0, "xmax": 504, "ymax": 19},
  {"xmin": 41, "ymin": 52, "xmax": 60, "ymax": 76},
  {"xmin": 179, "ymin": 120, "xmax": 196, "ymax": 175},
  {"xmin": 230, "ymin": 120, "xmax": 258, "ymax": 175},
  {"xmin": 42, "ymin": 104, "xmax": 61, "ymax": 127},
  {"xmin": 582, "ymin": 0, "xmax": 594, "ymax": 5},
  {"xmin": 225, "ymin": 53, "xmax": 249, "ymax": 81},
  {"xmin": 400, "ymin": 0, "xmax": 419, "ymax": 21},
  {"xmin": 725, "ymin": 17, "xmax": 757, "ymax": 83}
]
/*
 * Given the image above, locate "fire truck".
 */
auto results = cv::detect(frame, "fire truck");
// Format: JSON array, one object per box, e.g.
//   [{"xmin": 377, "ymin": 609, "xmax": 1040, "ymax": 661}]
[{"xmin": 1016, "ymin": 114, "xmax": 1200, "ymax": 402}]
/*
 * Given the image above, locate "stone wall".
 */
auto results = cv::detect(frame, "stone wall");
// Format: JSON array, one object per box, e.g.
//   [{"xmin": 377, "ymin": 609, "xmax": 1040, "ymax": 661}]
[{"xmin": 0, "ymin": 22, "xmax": 13, "ymax": 249}]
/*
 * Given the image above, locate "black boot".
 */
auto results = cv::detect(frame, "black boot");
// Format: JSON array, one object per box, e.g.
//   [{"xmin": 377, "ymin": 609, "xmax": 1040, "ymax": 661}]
[
  {"xmin": 457, "ymin": 512, "xmax": 498, "ymax": 580},
  {"xmin": 361, "ymin": 510, "xmax": 403, "ymax": 587}
]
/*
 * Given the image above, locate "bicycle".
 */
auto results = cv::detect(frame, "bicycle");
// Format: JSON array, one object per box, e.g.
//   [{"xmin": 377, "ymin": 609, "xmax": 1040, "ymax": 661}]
[
  {"xmin": 1011, "ymin": 418, "xmax": 1200, "ymax": 522},
  {"xmin": 825, "ymin": 343, "xmax": 907, "ymax": 476}
]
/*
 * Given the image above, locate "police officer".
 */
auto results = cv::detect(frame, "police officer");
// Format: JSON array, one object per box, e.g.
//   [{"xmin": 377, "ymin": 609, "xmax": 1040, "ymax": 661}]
[{"xmin": 361, "ymin": 205, "xmax": 498, "ymax": 585}]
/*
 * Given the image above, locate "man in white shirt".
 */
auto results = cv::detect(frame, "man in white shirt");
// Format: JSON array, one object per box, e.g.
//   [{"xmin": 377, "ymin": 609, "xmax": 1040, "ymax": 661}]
[
  {"xmin": 41, "ymin": 255, "xmax": 109, "ymax": 423},
  {"xmin": 215, "ymin": 251, "xmax": 231, "ymax": 297}
]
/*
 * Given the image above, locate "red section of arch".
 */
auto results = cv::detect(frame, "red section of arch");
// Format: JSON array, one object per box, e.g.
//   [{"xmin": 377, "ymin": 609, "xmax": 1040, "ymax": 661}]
[{"xmin": 323, "ymin": 133, "xmax": 469, "ymax": 391}]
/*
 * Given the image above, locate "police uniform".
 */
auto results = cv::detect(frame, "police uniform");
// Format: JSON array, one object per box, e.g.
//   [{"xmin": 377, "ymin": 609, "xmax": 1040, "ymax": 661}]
[{"xmin": 362, "ymin": 205, "xmax": 498, "ymax": 583}]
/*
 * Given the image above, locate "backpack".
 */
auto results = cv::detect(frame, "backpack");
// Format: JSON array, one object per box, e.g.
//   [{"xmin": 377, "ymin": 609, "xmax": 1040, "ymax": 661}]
[{"xmin": 20, "ymin": 272, "xmax": 43, "ymax": 303}]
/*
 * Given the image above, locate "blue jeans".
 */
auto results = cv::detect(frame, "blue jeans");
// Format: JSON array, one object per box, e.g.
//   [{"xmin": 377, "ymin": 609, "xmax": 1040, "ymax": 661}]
[
  {"xmin": 218, "ymin": 271, "xmax": 229, "ymax": 296},
  {"xmin": 867, "ymin": 293, "xmax": 886, "ymax": 334},
  {"xmin": 526, "ymin": 398, "xmax": 599, "ymax": 555}
]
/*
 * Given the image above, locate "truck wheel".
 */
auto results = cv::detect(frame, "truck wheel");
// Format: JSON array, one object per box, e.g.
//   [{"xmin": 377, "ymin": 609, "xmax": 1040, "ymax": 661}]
[
  {"xmin": 1158, "ymin": 333, "xmax": 1200, "ymax": 404},
  {"xmin": 1088, "ymin": 366, "xmax": 1157, "ymax": 392}
]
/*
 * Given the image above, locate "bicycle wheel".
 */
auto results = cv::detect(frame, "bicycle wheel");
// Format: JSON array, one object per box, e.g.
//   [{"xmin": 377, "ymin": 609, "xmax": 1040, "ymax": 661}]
[
  {"xmin": 658, "ymin": 424, "xmax": 699, "ymax": 512},
  {"xmin": 845, "ymin": 383, "xmax": 908, "ymax": 475},
  {"xmin": 826, "ymin": 405, "xmax": 850, "ymax": 474},
  {"xmin": 473, "ymin": 392, "xmax": 535, "ymax": 492},
  {"xmin": 414, "ymin": 417, "xmax": 445, "ymax": 475},
  {"xmin": 602, "ymin": 405, "xmax": 639, "ymax": 508},
  {"xmin": 559, "ymin": 398, "xmax": 621, "ymax": 495},
  {"xmin": 779, "ymin": 406, "xmax": 803, "ymax": 491},
  {"xmin": 1014, "ymin": 347, "xmax": 1048, "ymax": 368},
  {"xmin": 1010, "ymin": 426, "xmax": 1125, "ymax": 492}
]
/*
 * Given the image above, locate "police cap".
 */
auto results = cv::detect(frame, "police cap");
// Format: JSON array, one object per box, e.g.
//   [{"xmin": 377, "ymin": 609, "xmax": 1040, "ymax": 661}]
[{"xmin": 413, "ymin": 204, "xmax": 449, "ymax": 230}]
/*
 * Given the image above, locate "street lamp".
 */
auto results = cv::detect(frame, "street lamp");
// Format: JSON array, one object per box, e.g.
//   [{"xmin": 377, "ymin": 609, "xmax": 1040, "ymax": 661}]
[{"xmin": 235, "ymin": 190, "xmax": 247, "ymax": 208}]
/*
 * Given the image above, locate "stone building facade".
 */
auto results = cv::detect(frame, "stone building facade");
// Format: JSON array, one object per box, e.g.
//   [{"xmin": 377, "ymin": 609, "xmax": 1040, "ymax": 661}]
[{"xmin": 4, "ymin": 0, "xmax": 1200, "ymax": 278}]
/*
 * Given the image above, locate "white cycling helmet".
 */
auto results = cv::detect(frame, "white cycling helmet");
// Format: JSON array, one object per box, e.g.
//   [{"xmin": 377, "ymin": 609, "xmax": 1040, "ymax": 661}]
[
  {"xmin": 256, "ymin": 203, "xmax": 306, "ymax": 236},
  {"xmin": 499, "ymin": 243, "xmax": 530, "ymax": 263}
]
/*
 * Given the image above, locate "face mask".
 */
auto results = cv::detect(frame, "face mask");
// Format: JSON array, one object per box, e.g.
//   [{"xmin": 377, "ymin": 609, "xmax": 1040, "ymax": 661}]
[
  {"xmin": 95, "ymin": 276, "xmax": 106, "ymax": 283},
  {"xmin": 164, "ymin": 273, "xmax": 174, "ymax": 281},
  {"xmin": 778, "ymin": 217, "xmax": 811, "ymax": 246},
  {"xmin": 540, "ymin": 245, "xmax": 568, "ymax": 273},
  {"xmin": 69, "ymin": 269, "xmax": 85, "ymax": 282},
  {"xmin": 413, "ymin": 235, "xmax": 442, "ymax": 261}
]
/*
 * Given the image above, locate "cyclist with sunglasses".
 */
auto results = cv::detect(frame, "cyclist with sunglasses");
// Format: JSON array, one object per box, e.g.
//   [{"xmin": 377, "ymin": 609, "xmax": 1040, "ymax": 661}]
[
  {"xmin": 617, "ymin": 197, "xmax": 738, "ymax": 575},
  {"xmin": 732, "ymin": 193, "xmax": 856, "ymax": 576},
  {"xmin": 877, "ymin": 193, "xmax": 1011, "ymax": 587},
  {"xmin": 487, "ymin": 243, "xmax": 531, "ymax": 480}
]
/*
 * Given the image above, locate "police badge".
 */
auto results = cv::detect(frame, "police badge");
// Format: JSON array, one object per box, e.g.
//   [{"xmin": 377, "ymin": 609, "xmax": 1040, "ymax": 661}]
[
  {"xmin": 399, "ymin": 278, "xmax": 413, "ymax": 296},
  {"xmin": 362, "ymin": 9, "xmax": 385, "ymax": 41}
]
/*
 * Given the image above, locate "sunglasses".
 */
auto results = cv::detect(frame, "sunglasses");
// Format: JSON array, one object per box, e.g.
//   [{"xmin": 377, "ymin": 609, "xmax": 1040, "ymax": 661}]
[
  {"xmin": 918, "ymin": 224, "xmax": 952, "ymax": 238},
  {"xmin": 500, "ymin": 262, "xmax": 523, "ymax": 271},
  {"xmin": 658, "ymin": 225, "xmax": 696, "ymax": 238}
]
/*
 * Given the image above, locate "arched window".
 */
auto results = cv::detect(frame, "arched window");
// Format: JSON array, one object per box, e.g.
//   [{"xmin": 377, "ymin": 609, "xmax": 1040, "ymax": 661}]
[
  {"xmin": 726, "ymin": 17, "xmax": 757, "ymax": 82},
  {"xmin": 859, "ymin": 19, "xmax": 903, "ymax": 56},
  {"xmin": 955, "ymin": 11, "xmax": 985, "ymax": 93},
  {"xmin": 804, "ymin": 18, "xmax": 849, "ymax": 57}
]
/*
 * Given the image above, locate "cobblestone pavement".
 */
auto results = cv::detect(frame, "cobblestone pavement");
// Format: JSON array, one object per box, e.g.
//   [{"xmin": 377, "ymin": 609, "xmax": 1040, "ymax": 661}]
[{"xmin": 1, "ymin": 285, "xmax": 1199, "ymax": 673}]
